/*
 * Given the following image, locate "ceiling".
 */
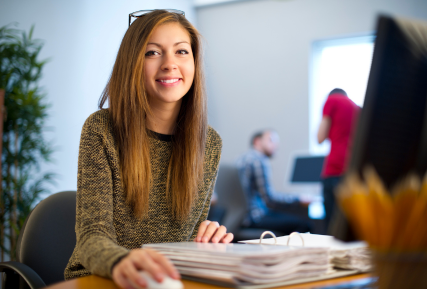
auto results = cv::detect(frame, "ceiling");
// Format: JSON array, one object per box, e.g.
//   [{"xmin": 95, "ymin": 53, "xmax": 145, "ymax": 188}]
[{"xmin": 193, "ymin": 0, "xmax": 244, "ymax": 8}]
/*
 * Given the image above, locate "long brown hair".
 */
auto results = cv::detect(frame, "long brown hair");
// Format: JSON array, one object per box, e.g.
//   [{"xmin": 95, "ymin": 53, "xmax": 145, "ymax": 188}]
[{"xmin": 99, "ymin": 10, "xmax": 207, "ymax": 219}]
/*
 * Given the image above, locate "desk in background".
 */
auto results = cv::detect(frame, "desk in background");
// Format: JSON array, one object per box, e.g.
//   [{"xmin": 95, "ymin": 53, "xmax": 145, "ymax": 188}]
[
  {"xmin": 281, "ymin": 155, "xmax": 326, "ymax": 234},
  {"xmin": 45, "ymin": 273, "xmax": 371, "ymax": 289}
]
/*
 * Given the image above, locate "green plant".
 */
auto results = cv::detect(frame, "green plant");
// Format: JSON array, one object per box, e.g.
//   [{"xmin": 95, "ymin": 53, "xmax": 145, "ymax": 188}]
[{"xmin": 0, "ymin": 24, "xmax": 56, "ymax": 261}]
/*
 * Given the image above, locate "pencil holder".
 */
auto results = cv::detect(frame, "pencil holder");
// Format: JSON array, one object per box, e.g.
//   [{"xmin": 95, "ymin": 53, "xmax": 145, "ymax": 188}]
[{"xmin": 372, "ymin": 251, "xmax": 427, "ymax": 289}]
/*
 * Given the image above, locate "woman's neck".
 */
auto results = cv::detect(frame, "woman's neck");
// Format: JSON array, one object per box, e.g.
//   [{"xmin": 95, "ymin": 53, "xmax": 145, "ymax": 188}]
[{"xmin": 146, "ymin": 100, "xmax": 182, "ymax": 135}]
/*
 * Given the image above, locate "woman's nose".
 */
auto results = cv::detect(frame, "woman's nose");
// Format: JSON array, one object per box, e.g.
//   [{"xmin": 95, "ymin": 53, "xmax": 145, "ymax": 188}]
[{"xmin": 161, "ymin": 54, "xmax": 178, "ymax": 71}]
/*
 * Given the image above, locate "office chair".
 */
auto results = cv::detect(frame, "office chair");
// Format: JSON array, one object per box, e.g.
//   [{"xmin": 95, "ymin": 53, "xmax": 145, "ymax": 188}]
[
  {"xmin": 214, "ymin": 164, "xmax": 284, "ymax": 242},
  {"xmin": 0, "ymin": 191, "xmax": 77, "ymax": 289}
]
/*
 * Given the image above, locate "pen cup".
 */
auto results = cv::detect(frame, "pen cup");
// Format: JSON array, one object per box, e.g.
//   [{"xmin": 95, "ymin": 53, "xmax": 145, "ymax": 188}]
[{"xmin": 372, "ymin": 251, "xmax": 427, "ymax": 289}]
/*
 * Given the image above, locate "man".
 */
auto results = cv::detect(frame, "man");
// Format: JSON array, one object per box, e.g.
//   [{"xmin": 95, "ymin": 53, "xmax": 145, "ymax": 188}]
[
  {"xmin": 317, "ymin": 88, "xmax": 360, "ymax": 231},
  {"xmin": 236, "ymin": 130, "xmax": 311, "ymax": 235}
]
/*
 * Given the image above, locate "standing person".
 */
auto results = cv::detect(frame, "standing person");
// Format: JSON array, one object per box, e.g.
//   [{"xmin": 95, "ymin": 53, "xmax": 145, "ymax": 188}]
[
  {"xmin": 64, "ymin": 9, "xmax": 233, "ymax": 289},
  {"xmin": 317, "ymin": 88, "xmax": 360, "ymax": 231},
  {"xmin": 236, "ymin": 130, "xmax": 312, "ymax": 235}
]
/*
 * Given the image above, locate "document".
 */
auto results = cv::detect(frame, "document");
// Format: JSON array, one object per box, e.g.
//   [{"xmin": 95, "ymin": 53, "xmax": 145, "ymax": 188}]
[
  {"xmin": 143, "ymin": 241, "xmax": 361, "ymax": 288},
  {"xmin": 239, "ymin": 233, "xmax": 371, "ymax": 272}
]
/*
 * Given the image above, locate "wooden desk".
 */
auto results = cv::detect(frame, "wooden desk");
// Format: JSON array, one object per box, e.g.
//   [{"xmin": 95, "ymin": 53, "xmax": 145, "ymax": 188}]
[{"xmin": 45, "ymin": 273, "xmax": 371, "ymax": 289}]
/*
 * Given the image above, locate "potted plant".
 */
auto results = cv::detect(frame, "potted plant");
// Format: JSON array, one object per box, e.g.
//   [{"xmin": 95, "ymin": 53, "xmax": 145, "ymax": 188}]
[{"xmin": 0, "ymin": 24, "xmax": 56, "ymax": 261}]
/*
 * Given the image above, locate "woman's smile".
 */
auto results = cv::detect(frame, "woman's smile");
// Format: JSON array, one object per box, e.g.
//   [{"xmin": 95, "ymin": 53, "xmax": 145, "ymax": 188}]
[{"xmin": 156, "ymin": 77, "xmax": 183, "ymax": 87}]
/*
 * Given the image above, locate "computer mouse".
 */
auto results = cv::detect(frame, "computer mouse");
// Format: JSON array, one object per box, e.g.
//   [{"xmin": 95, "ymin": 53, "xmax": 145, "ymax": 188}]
[{"xmin": 138, "ymin": 271, "xmax": 183, "ymax": 289}]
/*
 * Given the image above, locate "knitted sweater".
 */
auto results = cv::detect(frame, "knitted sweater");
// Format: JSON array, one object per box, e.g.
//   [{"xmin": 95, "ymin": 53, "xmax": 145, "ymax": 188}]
[{"xmin": 64, "ymin": 109, "xmax": 222, "ymax": 280}]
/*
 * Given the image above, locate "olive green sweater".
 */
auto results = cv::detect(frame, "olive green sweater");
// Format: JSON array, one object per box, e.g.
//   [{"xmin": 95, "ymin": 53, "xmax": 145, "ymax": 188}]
[{"xmin": 64, "ymin": 109, "xmax": 222, "ymax": 280}]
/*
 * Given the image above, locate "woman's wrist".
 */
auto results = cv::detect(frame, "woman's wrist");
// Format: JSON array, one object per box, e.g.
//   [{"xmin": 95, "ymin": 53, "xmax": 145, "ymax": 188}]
[{"xmin": 110, "ymin": 252, "xmax": 129, "ymax": 276}]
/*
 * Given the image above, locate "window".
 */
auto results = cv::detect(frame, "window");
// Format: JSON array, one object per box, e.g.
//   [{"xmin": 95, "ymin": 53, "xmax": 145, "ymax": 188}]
[{"xmin": 309, "ymin": 35, "xmax": 375, "ymax": 155}]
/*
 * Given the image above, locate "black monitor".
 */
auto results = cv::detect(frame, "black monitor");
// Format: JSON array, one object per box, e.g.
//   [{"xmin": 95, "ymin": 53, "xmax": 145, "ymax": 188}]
[
  {"xmin": 331, "ymin": 14, "xmax": 427, "ymax": 241},
  {"xmin": 290, "ymin": 156, "xmax": 325, "ymax": 183}
]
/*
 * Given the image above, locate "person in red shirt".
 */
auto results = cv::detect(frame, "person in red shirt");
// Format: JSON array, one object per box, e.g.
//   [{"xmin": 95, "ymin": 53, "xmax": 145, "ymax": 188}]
[{"xmin": 317, "ymin": 88, "xmax": 360, "ymax": 231}]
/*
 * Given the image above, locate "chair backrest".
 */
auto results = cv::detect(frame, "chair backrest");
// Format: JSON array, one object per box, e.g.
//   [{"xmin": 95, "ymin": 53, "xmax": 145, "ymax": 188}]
[
  {"xmin": 16, "ymin": 191, "xmax": 77, "ymax": 286},
  {"xmin": 214, "ymin": 163, "xmax": 248, "ymax": 233}
]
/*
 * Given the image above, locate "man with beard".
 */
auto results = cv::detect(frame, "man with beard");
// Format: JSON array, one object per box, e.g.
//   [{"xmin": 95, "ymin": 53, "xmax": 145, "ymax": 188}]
[{"xmin": 236, "ymin": 130, "xmax": 311, "ymax": 235}]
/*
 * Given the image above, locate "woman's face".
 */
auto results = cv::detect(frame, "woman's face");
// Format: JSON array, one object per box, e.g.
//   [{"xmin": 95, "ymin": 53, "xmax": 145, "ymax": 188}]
[{"xmin": 143, "ymin": 22, "xmax": 195, "ymax": 108}]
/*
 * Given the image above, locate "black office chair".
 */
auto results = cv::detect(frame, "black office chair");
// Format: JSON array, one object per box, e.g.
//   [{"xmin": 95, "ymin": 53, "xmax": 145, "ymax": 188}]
[
  {"xmin": 214, "ymin": 164, "xmax": 285, "ymax": 242},
  {"xmin": 0, "ymin": 191, "xmax": 77, "ymax": 289}
]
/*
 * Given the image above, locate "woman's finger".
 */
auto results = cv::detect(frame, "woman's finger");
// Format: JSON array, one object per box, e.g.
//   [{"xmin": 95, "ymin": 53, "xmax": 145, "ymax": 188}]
[
  {"xmin": 220, "ymin": 232, "xmax": 234, "ymax": 244},
  {"xmin": 146, "ymin": 249, "xmax": 180, "ymax": 279},
  {"xmin": 210, "ymin": 225, "xmax": 227, "ymax": 243},
  {"xmin": 133, "ymin": 249, "xmax": 165, "ymax": 282},
  {"xmin": 111, "ymin": 248, "xmax": 178, "ymax": 288},
  {"xmin": 122, "ymin": 261, "xmax": 147, "ymax": 288},
  {"xmin": 114, "ymin": 271, "xmax": 139, "ymax": 289},
  {"xmin": 201, "ymin": 221, "xmax": 220, "ymax": 243},
  {"xmin": 195, "ymin": 220, "xmax": 211, "ymax": 242}
]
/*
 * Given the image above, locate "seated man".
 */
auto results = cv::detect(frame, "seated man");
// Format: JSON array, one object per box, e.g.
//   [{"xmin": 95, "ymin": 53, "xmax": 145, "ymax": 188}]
[{"xmin": 236, "ymin": 130, "xmax": 311, "ymax": 235}]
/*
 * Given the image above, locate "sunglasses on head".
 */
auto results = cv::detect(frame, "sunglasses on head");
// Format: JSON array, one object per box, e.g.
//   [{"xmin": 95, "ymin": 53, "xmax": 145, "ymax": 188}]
[{"xmin": 128, "ymin": 9, "xmax": 185, "ymax": 27}]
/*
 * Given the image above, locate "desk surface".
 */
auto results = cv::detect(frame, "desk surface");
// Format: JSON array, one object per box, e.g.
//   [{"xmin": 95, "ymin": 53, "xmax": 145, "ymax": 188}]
[{"xmin": 45, "ymin": 273, "xmax": 371, "ymax": 289}]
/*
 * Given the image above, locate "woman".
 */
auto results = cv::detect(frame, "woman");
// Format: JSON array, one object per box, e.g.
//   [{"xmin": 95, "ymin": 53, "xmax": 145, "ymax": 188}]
[{"xmin": 64, "ymin": 9, "xmax": 233, "ymax": 288}]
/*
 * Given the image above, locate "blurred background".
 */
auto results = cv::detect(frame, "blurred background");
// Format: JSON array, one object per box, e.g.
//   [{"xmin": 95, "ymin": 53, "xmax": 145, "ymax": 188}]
[{"xmin": 0, "ymin": 0, "xmax": 426, "ymax": 198}]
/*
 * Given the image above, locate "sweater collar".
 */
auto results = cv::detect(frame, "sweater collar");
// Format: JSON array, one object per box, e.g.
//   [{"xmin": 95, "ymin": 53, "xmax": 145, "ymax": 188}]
[{"xmin": 148, "ymin": 130, "xmax": 172, "ymax": 142}]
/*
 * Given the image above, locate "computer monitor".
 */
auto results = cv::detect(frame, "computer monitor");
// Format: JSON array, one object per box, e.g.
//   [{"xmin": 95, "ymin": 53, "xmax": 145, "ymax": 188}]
[
  {"xmin": 289, "ymin": 155, "xmax": 326, "ymax": 219},
  {"xmin": 331, "ymin": 14, "xmax": 427, "ymax": 241},
  {"xmin": 282, "ymin": 153, "xmax": 325, "ymax": 197},
  {"xmin": 290, "ymin": 156, "xmax": 325, "ymax": 183}
]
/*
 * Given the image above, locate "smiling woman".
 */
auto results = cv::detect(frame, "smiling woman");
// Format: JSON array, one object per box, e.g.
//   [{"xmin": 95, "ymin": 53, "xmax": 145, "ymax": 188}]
[
  {"xmin": 143, "ymin": 22, "xmax": 195, "ymax": 132},
  {"xmin": 64, "ymin": 9, "xmax": 232, "ymax": 289}
]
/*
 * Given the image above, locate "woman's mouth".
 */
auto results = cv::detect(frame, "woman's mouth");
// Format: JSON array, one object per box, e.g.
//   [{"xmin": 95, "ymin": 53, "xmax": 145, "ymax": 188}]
[
  {"xmin": 156, "ymin": 78, "xmax": 182, "ymax": 87},
  {"xmin": 158, "ymin": 78, "xmax": 179, "ymax": 83}
]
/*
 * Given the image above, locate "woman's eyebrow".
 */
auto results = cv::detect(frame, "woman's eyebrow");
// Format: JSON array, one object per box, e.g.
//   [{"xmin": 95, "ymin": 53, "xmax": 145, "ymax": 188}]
[
  {"xmin": 147, "ymin": 42, "xmax": 162, "ymax": 48},
  {"xmin": 147, "ymin": 41, "xmax": 190, "ymax": 48},
  {"xmin": 174, "ymin": 41, "xmax": 190, "ymax": 46}
]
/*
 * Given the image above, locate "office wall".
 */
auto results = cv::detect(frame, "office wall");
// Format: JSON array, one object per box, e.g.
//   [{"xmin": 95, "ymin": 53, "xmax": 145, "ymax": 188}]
[
  {"xmin": 196, "ymin": 0, "xmax": 427, "ymax": 192},
  {"xmin": 0, "ymin": 0, "xmax": 196, "ymax": 194},
  {"xmin": 1, "ymin": 0, "xmax": 427, "ymax": 196}
]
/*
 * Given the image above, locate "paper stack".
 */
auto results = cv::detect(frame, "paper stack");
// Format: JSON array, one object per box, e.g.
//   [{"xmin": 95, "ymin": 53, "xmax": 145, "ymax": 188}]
[
  {"xmin": 144, "ymin": 242, "xmax": 330, "ymax": 288},
  {"xmin": 240, "ymin": 233, "xmax": 371, "ymax": 272},
  {"xmin": 329, "ymin": 244, "xmax": 371, "ymax": 271}
]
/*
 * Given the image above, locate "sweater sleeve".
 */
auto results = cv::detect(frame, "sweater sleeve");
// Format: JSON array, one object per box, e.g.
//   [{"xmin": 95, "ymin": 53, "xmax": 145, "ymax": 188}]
[
  {"xmin": 190, "ymin": 128, "xmax": 222, "ymax": 240},
  {"xmin": 189, "ymin": 187, "xmax": 214, "ymax": 241},
  {"xmin": 75, "ymin": 116, "xmax": 129, "ymax": 278}
]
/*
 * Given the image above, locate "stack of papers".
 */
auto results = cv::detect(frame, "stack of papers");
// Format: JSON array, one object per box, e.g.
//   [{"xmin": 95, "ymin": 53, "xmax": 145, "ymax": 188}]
[
  {"xmin": 330, "ymin": 246, "xmax": 371, "ymax": 271},
  {"xmin": 144, "ymin": 242, "xmax": 332, "ymax": 288},
  {"xmin": 240, "ymin": 234, "xmax": 372, "ymax": 272}
]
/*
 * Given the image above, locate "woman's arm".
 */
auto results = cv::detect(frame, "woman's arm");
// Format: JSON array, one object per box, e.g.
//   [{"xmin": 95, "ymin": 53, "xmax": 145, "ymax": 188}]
[
  {"xmin": 191, "ymin": 176, "xmax": 233, "ymax": 243},
  {"xmin": 192, "ymin": 128, "xmax": 233, "ymax": 243},
  {"xmin": 75, "ymin": 116, "xmax": 129, "ymax": 278}
]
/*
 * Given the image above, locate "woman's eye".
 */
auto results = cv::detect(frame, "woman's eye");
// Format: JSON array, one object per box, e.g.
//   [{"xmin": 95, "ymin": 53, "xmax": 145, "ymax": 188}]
[
  {"xmin": 145, "ymin": 51, "xmax": 159, "ymax": 56},
  {"xmin": 177, "ymin": 50, "xmax": 189, "ymax": 55}
]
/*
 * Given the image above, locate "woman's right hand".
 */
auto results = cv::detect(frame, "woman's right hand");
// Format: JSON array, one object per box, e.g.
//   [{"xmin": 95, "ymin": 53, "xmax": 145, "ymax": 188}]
[{"xmin": 112, "ymin": 248, "xmax": 180, "ymax": 289}]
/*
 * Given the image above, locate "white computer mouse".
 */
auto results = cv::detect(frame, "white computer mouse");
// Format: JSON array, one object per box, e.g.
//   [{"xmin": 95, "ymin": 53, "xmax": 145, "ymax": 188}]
[{"xmin": 138, "ymin": 271, "xmax": 183, "ymax": 289}]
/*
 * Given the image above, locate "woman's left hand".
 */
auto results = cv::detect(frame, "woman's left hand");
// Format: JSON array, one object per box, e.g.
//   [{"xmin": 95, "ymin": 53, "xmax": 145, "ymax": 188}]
[{"xmin": 195, "ymin": 220, "xmax": 234, "ymax": 243}]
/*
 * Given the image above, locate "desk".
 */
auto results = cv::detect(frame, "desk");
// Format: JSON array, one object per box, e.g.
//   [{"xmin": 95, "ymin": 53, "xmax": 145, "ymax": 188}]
[{"xmin": 45, "ymin": 273, "xmax": 371, "ymax": 289}]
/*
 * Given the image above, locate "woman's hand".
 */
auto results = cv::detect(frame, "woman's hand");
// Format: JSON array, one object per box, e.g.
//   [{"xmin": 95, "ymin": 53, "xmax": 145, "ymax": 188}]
[
  {"xmin": 195, "ymin": 220, "xmax": 234, "ymax": 243},
  {"xmin": 112, "ymin": 248, "xmax": 180, "ymax": 289}
]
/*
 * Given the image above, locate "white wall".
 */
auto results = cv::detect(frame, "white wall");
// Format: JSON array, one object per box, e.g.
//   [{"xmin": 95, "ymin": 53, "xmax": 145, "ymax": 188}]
[
  {"xmin": 1, "ymin": 0, "xmax": 427, "ymax": 197},
  {"xmin": 196, "ymin": 0, "xmax": 427, "ymax": 192},
  {"xmin": 0, "ymin": 0, "xmax": 196, "ymax": 195},
  {"xmin": 194, "ymin": 0, "xmax": 242, "ymax": 7}
]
